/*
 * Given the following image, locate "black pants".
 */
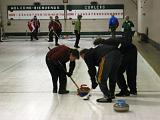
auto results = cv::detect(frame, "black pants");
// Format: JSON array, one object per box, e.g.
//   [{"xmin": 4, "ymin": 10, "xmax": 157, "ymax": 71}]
[
  {"xmin": 46, "ymin": 56, "xmax": 67, "ymax": 91},
  {"xmin": 49, "ymin": 29, "xmax": 61, "ymax": 44},
  {"xmin": 31, "ymin": 28, "xmax": 38, "ymax": 41},
  {"xmin": 117, "ymin": 44, "xmax": 137, "ymax": 93},
  {"xmin": 111, "ymin": 28, "xmax": 116, "ymax": 39},
  {"xmin": 123, "ymin": 31, "xmax": 133, "ymax": 43},
  {"xmin": 74, "ymin": 30, "xmax": 80, "ymax": 47},
  {"xmin": 97, "ymin": 50, "xmax": 122, "ymax": 98}
]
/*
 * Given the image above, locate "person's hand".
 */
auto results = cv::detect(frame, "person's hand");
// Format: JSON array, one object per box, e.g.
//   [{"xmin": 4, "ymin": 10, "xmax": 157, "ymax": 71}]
[
  {"xmin": 51, "ymin": 27, "xmax": 53, "ymax": 30},
  {"xmin": 66, "ymin": 72, "xmax": 72, "ymax": 77},
  {"xmin": 92, "ymin": 81, "xmax": 98, "ymax": 89}
]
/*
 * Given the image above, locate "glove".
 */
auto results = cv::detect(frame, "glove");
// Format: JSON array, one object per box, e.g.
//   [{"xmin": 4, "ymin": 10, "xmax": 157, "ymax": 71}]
[
  {"xmin": 66, "ymin": 72, "xmax": 72, "ymax": 77},
  {"xmin": 92, "ymin": 81, "xmax": 98, "ymax": 89}
]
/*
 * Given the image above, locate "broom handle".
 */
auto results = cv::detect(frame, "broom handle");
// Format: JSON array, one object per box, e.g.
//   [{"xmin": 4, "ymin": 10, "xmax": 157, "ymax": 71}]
[
  {"xmin": 53, "ymin": 30, "xmax": 59, "ymax": 39},
  {"xmin": 48, "ymin": 29, "xmax": 59, "ymax": 39},
  {"xmin": 48, "ymin": 47, "xmax": 51, "ymax": 50},
  {"xmin": 69, "ymin": 76, "xmax": 80, "ymax": 90}
]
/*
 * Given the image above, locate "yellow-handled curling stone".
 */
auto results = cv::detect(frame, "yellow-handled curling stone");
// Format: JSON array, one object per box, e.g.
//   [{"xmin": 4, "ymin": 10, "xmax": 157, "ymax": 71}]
[{"xmin": 113, "ymin": 99, "xmax": 129, "ymax": 112}]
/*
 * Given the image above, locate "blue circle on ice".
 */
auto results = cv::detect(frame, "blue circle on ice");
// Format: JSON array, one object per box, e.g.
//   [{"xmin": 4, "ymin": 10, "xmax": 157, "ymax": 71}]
[{"xmin": 116, "ymin": 99, "xmax": 126, "ymax": 107}]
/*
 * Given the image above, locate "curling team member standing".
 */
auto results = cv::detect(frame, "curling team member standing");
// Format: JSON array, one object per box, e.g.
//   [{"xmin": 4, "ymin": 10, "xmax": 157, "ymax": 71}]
[{"xmin": 48, "ymin": 16, "xmax": 62, "ymax": 46}]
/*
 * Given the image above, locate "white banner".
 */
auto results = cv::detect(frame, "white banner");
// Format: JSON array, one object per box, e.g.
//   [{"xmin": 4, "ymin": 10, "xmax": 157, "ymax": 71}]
[
  {"xmin": 8, "ymin": 10, "xmax": 64, "ymax": 20},
  {"xmin": 7, "ymin": 5, "xmax": 124, "ymax": 20},
  {"xmin": 67, "ymin": 9, "xmax": 123, "ymax": 19}
]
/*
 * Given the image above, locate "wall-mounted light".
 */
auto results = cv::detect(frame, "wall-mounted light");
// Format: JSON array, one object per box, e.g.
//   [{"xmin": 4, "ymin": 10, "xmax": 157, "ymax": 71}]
[
  {"xmin": 90, "ymin": 1, "xmax": 98, "ymax": 5},
  {"xmin": 63, "ymin": 0, "xmax": 68, "ymax": 3},
  {"xmin": 33, "ymin": 2, "xmax": 41, "ymax": 6},
  {"xmin": 142, "ymin": 13, "xmax": 146, "ymax": 16}
]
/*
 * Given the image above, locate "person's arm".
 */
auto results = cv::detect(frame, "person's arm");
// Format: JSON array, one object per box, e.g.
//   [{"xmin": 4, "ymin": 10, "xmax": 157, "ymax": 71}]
[
  {"xmin": 60, "ymin": 22, "xmax": 62, "ymax": 30},
  {"xmin": 31, "ymin": 22, "xmax": 35, "ymax": 32},
  {"xmin": 122, "ymin": 21, "xmax": 125, "ymax": 29},
  {"xmin": 130, "ymin": 21, "xmax": 135, "ymax": 34},
  {"xmin": 109, "ymin": 18, "xmax": 112, "ymax": 29},
  {"xmin": 79, "ymin": 21, "xmax": 81, "ymax": 32},
  {"xmin": 67, "ymin": 61, "xmax": 75, "ymax": 77},
  {"xmin": 116, "ymin": 18, "xmax": 119, "ymax": 28},
  {"xmin": 130, "ymin": 21, "xmax": 134, "ymax": 28},
  {"xmin": 84, "ymin": 54, "xmax": 97, "ymax": 88},
  {"xmin": 38, "ymin": 20, "xmax": 40, "ymax": 28},
  {"xmin": 48, "ymin": 22, "xmax": 52, "ymax": 31},
  {"xmin": 93, "ymin": 37, "xmax": 130, "ymax": 46}
]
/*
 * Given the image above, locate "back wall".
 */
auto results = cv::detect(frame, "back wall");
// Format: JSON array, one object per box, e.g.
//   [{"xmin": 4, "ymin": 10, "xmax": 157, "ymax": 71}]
[{"xmin": 0, "ymin": 0, "xmax": 137, "ymax": 35}]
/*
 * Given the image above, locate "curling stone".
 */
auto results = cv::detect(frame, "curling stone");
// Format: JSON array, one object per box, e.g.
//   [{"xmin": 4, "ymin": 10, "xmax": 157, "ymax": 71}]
[
  {"xmin": 113, "ymin": 99, "xmax": 129, "ymax": 112},
  {"xmin": 77, "ymin": 84, "xmax": 90, "ymax": 97}
]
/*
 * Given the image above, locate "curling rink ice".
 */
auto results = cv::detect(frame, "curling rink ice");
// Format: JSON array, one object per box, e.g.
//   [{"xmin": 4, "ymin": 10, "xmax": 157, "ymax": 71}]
[{"xmin": 0, "ymin": 37, "xmax": 160, "ymax": 120}]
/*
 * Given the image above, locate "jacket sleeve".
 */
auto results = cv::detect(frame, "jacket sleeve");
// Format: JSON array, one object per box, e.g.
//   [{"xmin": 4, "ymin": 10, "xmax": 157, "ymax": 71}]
[
  {"xmin": 94, "ymin": 37, "xmax": 130, "ymax": 46},
  {"xmin": 60, "ymin": 22, "xmax": 62, "ymax": 30},
  {"xmin": 68, "ymin": 61, "xmax": 75, "ymax": 75},
  {"xmin": 38, "ymin": 20, "xmax": 40, "ymax": 28},
  {"xmin": 130, "ymin": 21, "xmax": 134, "ymax": 28},
  {"xmin": 116, "ymin": 19, "xmax": 119, "ymax": 28},
  {"xmin": 84, "ymin": 55, "xmax": 97, "ymax": 83},
  {"xmin": 109, "ymin": 18, "xmax": 112, "ymax": 28},
  {"xmin": 48, "ymin": 22, "xmax": 51, "ymax": 30}
]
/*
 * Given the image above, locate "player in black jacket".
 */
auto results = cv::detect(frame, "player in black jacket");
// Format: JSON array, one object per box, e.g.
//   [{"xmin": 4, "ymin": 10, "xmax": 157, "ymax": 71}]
[
  {"xmin": 94, "ymin": 37, "xmax": 137, "ymax": 96},
  {"xmin": 80, "ymin": 45, "xmax": 122, "ymax": 103}
]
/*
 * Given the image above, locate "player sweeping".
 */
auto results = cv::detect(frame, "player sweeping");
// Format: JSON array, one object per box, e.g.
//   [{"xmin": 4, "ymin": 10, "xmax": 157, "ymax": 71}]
[
  {"xmin": 46, "ymin": 45, "xmax": 79, "ymax": 94},
  {"xmin": 80, "ymin": 44, "xmax": 122, "ymax": 103},
  {"xmin": 94, "ymin": 37, "xmax": 137, "ymax": 96}
]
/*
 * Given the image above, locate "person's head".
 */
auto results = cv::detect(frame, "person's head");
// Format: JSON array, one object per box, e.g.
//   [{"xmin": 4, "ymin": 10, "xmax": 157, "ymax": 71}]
[
  {"xmin": 80, "ymin": 49, "xmax": 89, "ymax": 59},
  {"xmin": 50, "ymin": 16, "xmax": 53, "ymax": 20},
  {"xmin": 69, "ymin": 49, "xmax": 80, "ymax": 61},
  {"xmin": 55, "ymin": 16, "xmax": 59, "ymax": 20},
  {"xmin": 125, "ymin": 15, "xmax": 129, "ymax": 21},
  {"xmin": 33, "ymin": 16, "xmax": 37, "ymax": 20},
  {"xmin": 111, "ymin": 13, "xmax": 115, "ymax": 17},
  {"xmin": 77, "ymin": 15, "xmax": 82, "ymax": 20}
]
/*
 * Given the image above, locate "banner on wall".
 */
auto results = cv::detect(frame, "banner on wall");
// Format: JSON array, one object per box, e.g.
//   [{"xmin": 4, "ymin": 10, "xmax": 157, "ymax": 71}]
[
  {"xmin": 8, "ymin": 5, "xmax": 64, "ymax": 20},
  {"xmin": 7, "ymin": 4, "xmax": 124, "ymax": 20},
  {"xmin": 67, "ymin": 4, "xmax": 124, "ymax": 19}
]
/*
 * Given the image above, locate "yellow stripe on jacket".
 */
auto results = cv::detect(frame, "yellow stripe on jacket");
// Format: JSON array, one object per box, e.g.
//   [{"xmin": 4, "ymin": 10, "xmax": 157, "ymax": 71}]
[{"xmin": 98, "ymin": 57, "xmax": 105, "ymax": 83}]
